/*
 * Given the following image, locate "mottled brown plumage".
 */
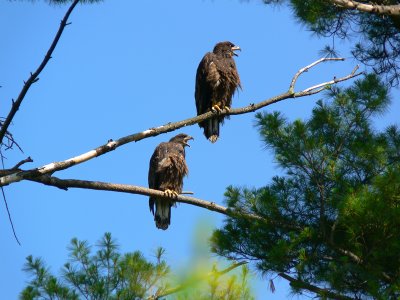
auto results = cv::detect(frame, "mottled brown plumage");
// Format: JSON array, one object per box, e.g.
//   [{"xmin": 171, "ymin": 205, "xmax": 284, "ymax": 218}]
[
  {"xmin": 195, "ymin": 41, "xmax": 241, "ymax": 143},
  {"xmin": 148, "ymin": 134, "xmax": 193, "ymax": 230}
]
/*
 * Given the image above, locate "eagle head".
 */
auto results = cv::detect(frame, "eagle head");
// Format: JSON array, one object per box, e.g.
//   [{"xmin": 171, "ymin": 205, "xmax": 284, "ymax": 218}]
[
  {"xmin": 213, "ymin": 41, "xmax": 241, "ymax": 58},
  {"xmin": 169, "ymin": 133, "xmax": 194, "ymax": 147}
]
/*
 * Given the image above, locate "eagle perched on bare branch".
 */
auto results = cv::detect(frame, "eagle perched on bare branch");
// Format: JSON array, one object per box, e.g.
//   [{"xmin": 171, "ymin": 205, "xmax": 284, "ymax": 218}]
[
  {"xmin": 195, "ymin": 41, "xmax": 241, "ymax": 143},
  {"xmin": 148, "ymin": 134, "xmax": 193, "ymax": 230}
]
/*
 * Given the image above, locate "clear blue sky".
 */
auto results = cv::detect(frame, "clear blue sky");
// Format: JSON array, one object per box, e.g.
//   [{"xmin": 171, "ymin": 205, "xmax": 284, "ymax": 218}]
[{"xmin": 1, "ymin": 1, "xmax": 399, "ymax": 299}]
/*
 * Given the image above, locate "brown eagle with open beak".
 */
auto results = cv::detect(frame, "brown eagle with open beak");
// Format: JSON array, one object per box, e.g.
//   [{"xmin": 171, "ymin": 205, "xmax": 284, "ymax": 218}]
[
  {"xmin": 195, "ymin": 41, "xmax": 241, "ymax": 143},
  {"xmin": 148, "ymin": 133, "xmax": 193, "ymax": 230}
]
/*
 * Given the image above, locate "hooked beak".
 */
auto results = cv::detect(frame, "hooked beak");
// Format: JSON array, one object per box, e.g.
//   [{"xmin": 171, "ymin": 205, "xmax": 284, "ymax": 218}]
[
  {"xmin": 231, "ymin": 45, "xmax": 241, "ymax": 56},
  {"xmin": 184, "ymin": 136, "xmax": 194, "ymax": 147}
]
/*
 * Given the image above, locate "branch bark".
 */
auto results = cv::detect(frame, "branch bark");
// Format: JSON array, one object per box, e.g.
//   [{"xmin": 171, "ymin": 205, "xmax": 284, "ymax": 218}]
[
  {"xmin": 28, "ymin": 175, "xmax": 301, "ymax": 230},
  {"xmin": 331, "ymin": 0, "xmax": 400, "ymax": 16},
  {"xmin": 0, "ymin": 58, "xmax": 362, "ymax": 187},
  {"xmin": 0, "ymin": 0, "xmax": 80, "ymax": 146}
]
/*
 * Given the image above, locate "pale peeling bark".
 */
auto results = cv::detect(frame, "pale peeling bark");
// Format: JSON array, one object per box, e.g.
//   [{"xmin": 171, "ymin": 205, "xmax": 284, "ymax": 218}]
[{"xmin": 331, "ymin": 0, "xmax": 400, "ymax": 16}]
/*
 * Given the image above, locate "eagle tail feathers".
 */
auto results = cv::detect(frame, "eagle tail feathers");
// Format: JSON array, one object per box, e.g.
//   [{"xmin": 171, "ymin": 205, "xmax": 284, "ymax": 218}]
[
  {"xmin": 154, "ymin": 199, "xmax": 171, "ymax": 230},
  {"xmin": 204, "ymin": 118, "xmax": 219, "ymax": 143},
  {"xmin": 208, "ymin": 135, "xmax": 218, "ymax": 143}
]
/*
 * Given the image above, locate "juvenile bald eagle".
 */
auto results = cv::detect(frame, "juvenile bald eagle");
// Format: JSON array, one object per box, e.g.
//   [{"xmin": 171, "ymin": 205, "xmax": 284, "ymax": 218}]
[
  {"xmin": 195, "ymin": 41, "xmax": 241, "ymax": 143},
  {"xmin": 148, "ymin": 133, "xmax": 193, "ymax": 230}
]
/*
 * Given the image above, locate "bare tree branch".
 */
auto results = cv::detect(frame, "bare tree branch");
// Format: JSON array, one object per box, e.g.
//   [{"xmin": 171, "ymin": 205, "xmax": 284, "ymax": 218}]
[
  {"xmin": 278, "ymin": 272, "xmax": 354, "ymax": 300},
  {"xmin": 12, "ymin": 157, "xmax": 33, "ymax": 170},
  {"xmin": 301, "ymin": 64, "xmax": 360, "ymax": 94},
  {"xmin": 29, "ymin": 175, "xmax": 303, "ymax": 228},
  {"xmin": 0, "ymin": 119, "xmax": 24, "ymax": 153},
  {"xmin": 289, "ymin": 57, "xmax": 345, "ymax": 93},
  {"xmin": 148, "ymin": 261, "xmax": 247, "ymax": 300},
  {"xmin": 0, "ymin": 58, "xmax": 362, "ymax": 187},
  {"xmin": 330, "ymin": 0, "xmax": 400, "ymax": 16},
  {"xmin": 0, "ymin": 0, "xmax": 80, "ymax": 146},
  {"xmin": 0, "ymin": 157, "xmax": 33, "ymax": 177}
]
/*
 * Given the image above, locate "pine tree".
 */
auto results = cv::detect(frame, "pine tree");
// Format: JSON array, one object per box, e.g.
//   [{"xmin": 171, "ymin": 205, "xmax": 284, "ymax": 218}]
[
  {"xmin": 212, "ymin": 74, "xmax": 400, "ymax": 299},
  {"xmin": 21, "ymin": 232, "xmax": 254, "ymax": 300}
]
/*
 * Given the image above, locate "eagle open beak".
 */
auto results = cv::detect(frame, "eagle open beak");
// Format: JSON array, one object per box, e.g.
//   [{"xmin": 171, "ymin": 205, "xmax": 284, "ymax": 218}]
[
  {"xmin": 184, "ymin": 136, "xmax": 194, "ymax": 147},
  {"xmin": 231, "ymin": 45, "xmax": 241, "ymax": 56}
]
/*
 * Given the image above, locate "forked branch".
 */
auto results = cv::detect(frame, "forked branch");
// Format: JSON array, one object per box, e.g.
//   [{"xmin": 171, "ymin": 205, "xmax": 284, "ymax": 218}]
[{"xmin": 289, "ymin": 57, "xmax": 345, "ymax": 93}]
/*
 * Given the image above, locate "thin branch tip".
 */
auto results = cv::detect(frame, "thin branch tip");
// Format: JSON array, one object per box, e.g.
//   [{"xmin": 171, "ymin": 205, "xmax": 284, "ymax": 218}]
[
  {"xmin": 12, "ymin": 157, "xmax": 34, "ymax": 170},
  {"xmin": 289, "ymin": 57, "xmax": 352, "ymax": 92},
  {"xmin": 181, "ymin": 191, "xmax": 194, "ymax": 195},
  {"xmin": 351, "ymin": 64, "xmax": 360, "ymax": 74}
]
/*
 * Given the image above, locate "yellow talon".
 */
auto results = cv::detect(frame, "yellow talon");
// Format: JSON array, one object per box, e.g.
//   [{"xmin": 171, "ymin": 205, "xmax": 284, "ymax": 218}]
[
  {"xmin": 164, "ymin": 189, "xmax": 178, "ymax": 198},
  {"xmin": 224, "ymin": 106, "xmax": 230, "ymax": 112},
  {"xmin": 211, "ymin": 104, "xmax": 223, "ymax": 113}
]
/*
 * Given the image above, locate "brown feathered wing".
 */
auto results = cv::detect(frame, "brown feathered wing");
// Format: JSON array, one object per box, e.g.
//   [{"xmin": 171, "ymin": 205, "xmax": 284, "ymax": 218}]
[
  {"xmin": 195, "ymin": 51, "xmax": 240, "ymax": 142},
  {"xmin": 148, "ymin": 141, "xmax": 188, "ymax": 230}
]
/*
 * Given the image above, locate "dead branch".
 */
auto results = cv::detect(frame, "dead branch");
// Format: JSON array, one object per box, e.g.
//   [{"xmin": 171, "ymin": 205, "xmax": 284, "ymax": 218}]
[
  {"xmin": 0, "ymin": 119, "xmax": 24, "ymax": 153},
  {"xmin": 331, "ymin": 0, "xmax": 400, "ymax": 16},
  {"xmin": 289, "ymin": 57, "xmax": 345, "ymax": 93},
  {"xmin": 300, "ymin": 65, "xmax": 359, "ymax": 94},
  {"xmin": 0, "ymin": 58, "xmax": 362, "ymax": 187},
  {"xmin": 12, "ymin": 157, "xmax": 33, "ymax": 170},
  {"xmin": 0, "ymin": 0, "xmax": 80, "ymax": 146},
  {"xmin": 28, "ymin": 175, "xmax": 300, "ymax": 230},
  {"xmin": 0, "ymin": 157, "xmax": 33, "ymax": 177}
]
